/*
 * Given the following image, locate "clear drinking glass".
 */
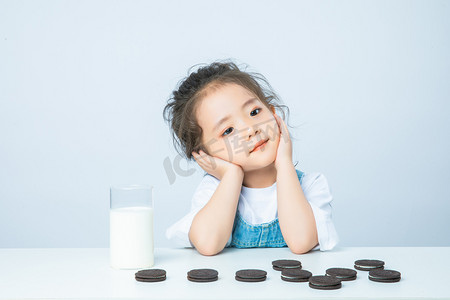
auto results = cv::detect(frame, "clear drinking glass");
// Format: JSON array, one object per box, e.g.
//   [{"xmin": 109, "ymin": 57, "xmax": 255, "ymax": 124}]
[{"xmin": 110, "ymin": 184, "xmax": 154, "ymax": 269}]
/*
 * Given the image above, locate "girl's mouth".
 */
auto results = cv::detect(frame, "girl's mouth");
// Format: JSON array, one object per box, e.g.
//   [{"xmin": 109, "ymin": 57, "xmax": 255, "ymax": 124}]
[{"xmin": 250, "ymin": 139, "xmax": 269, "ymax": 153}]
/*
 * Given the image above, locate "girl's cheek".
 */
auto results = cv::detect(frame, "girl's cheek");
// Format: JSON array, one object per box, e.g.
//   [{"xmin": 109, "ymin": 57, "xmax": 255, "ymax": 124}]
[
  {"xmin": 224, "ymin": 144, "xmax": 238, "ymax": 162},
  {"xmin": 211, "ymin": 142, "xmax": 232, "ymax": 160},
  {"xmin": 263, "ymin": 119, "xmax": 280, "ymax": 142}
]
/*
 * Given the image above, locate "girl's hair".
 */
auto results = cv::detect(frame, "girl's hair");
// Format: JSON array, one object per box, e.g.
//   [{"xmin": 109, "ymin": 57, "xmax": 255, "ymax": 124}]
[{"xmin": 163, "ymin": 59, "xmax": 294, "ymax": 161}]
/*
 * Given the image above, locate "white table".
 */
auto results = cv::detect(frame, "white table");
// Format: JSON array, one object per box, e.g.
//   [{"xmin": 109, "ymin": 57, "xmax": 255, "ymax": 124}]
[{"xmin": 0, "ymin": 247, "xmax": 449, "ymax": 300}]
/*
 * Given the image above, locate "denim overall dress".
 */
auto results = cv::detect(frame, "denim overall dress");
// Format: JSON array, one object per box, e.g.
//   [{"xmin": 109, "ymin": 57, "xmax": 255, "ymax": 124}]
[{"xmin": 230, "ymin": 169, "xmax": 305, "ymax": 248}]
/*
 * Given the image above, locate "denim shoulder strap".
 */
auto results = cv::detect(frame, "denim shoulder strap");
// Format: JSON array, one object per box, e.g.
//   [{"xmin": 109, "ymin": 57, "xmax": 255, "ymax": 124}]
[{"xmin": 295, "ymin": 169, "xmax": 305, "ymax": 184}]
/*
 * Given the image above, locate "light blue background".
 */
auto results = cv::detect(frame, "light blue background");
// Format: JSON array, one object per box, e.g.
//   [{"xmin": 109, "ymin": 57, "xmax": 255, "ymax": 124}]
[{"xmin": 1, "ymin": 0, "xmax": 449, "ymax": 248}]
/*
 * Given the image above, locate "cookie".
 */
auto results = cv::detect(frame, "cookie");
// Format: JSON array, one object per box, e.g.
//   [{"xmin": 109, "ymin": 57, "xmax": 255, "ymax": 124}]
[
  {"xmin": 281, "ymin": 268, "xmax": 312, "ymax": 282},
  {"xmin": 309, "ymin": 275, "xmax": 342, "ymax": 290},
  {"xmin": 187, "ymin": 268, "xmax": 218, "ymax": 282},
  {"xmin": 354, "ymin": 259, "xmax": 385, "ymax": 271},
  {"xmin": 235, "ymin": 269, "xmax": 267, "ymax": 282},
  {"xmin": 135, "ymin": 269, "xmax": 166, "ymax": 282},
  {"xmin": 272, "ymin": 259, "xmax": 302, "ymax": 271},
  {"xmin": 326, "ymin": 268, "xmax": 357, "ymax": 281},
  {"xmin": 368, "ymin": 269, "xmax": 401, "ymax": 283}
]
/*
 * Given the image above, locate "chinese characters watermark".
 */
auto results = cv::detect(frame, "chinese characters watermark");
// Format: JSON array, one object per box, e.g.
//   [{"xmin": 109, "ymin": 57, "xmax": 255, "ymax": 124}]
[{"xmin": 163, "ymin": 118, "xmax": 287, "ymax": 185}]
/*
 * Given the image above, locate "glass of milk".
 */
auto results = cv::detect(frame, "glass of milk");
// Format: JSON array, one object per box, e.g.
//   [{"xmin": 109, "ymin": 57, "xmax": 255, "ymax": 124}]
[{"xmin": 110, "ymin": 184, "xmax": 154, "ymax": 269}]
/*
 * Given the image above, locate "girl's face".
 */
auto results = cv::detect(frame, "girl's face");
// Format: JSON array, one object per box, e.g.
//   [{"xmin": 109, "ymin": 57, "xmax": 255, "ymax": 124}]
[{"xmin": 196, "ymin": 83, "xmax": 280, "ymax": 172}]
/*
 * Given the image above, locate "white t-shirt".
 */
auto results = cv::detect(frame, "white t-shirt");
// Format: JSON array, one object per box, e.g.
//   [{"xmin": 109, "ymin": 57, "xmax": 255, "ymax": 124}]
[{"xmin": 165, "ymin": 171, "xmax": 339, "ymax": 251}]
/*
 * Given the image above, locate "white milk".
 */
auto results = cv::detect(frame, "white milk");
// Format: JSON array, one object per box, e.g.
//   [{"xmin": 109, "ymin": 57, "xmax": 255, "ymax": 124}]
[{"xmin": 110, "ymin": 206, "xmax": 154, "ymax": 269}]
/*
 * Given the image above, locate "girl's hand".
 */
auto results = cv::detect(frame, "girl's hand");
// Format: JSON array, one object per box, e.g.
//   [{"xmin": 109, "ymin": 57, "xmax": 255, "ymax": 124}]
[
  {"xmin": 192, "ymin": 150, "xmax": 243, "ymax": 181},
  {"xmin": 273, "ymin": 113, "xmax": 293, "ymax": 170}
]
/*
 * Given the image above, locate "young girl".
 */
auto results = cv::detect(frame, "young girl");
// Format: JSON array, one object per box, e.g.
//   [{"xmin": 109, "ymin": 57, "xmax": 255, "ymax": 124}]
[{"xmin": 163, "ymin": 61, "xmax": 338, "ymax": 256}]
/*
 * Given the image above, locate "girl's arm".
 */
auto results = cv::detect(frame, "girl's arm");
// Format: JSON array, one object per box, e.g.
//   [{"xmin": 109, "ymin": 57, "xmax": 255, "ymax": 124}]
[
  {"xmin": 273, "ymin": 113, "xmax": 318, "ymax": 254},
  {"xmin": 189, "ymin": 151, "xmax": 244, "ymax": 256},
  {"xmin": 276, "ymin": 161, "xmax": 318, "ymax": 254}
]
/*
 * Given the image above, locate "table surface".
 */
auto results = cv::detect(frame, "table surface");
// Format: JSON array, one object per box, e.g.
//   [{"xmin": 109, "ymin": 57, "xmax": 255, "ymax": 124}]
[{"xmin": 0, "ymin": 247, "xmax": 449, "ymax": 300}]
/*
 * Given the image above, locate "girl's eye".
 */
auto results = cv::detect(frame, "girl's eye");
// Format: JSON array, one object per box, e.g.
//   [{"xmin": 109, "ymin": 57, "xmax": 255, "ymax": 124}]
[
  {"xmin": 250, "ymin": 108, "xmax": 261, "ymax": 116},
  {"xmin": 222, "ymin": 127, "xmax": 233, "ymax": 136},
  {"xmin": 221, "ymin": 108, "xmax": 262, "ymax": 137}
]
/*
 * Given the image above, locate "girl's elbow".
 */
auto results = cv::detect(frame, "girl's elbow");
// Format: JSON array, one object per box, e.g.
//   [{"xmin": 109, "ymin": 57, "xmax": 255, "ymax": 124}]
[
  {"xmin": 289, "ymin": 244, "xmax": 312, "ymax": 255},
  {"xmin": 189, "ymin": 233, "xmax": 224, "ymax": 256},
  {"xmin": 195, "ymin": 242, "xmax": 224, "ymax": 256},
  {"xmin": 288, "ymin": 237, "xmax": 318, "ymax": 254},
  {"xmin": 197, "ymin": 245, "xmax": 222, "ymax": 256}
]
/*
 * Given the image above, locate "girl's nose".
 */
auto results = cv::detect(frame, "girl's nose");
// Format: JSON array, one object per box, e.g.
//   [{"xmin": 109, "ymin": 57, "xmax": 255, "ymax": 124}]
[{"xmin": 246, "ymin": 123, "xmax": 260, "ymax": 139}]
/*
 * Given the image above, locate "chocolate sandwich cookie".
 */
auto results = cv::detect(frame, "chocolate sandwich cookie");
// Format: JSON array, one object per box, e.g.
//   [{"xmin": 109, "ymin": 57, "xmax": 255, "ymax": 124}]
[
  {"xmin": 281, "ymin": 268, "xmax": 312, "ymax": 282},
  {"xmin": 309, "ymin": 275, "xmax": 342, "ymax": 290},
  {"xmin": 135, "ymin": 269, "xmax": 166, "ymax": 282},
  {"xmin": 368, "ymin": 269, "xmax": 401, "ymax": 283},
  {"xmin": 354, "ymin": 259, "xmax": 385, "ymax": 271},
  {"xmin": 187, "ymin": 268, "xmax": 219, "ymax": 282},
  {"xmin": 272, "ymin": 259, "xmax": 302, "ymax": 271},
  {"xmin": 235, "ymin": 269, "xmax": 267, "ymax": 282},
  {"xmin": 326, "ymin": 268, "xmax": 357, "ymax": 281}
]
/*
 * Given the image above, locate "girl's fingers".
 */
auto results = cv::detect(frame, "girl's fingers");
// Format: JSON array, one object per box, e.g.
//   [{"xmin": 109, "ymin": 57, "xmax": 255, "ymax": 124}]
[
  {"xmin": 192, "ymin": 152, "xmax": 200, "ymax": 161},
  {"xmin": 274, "ymin": 114, "xmax": 290, "ymax": 143},
  {"xmin": 274, "ymin": 114, "xmax": 284, "ymax": 134},
  {"xmin": 280, "ymin": 118, "xmax": 287, "ymax": 136},
  {"xmin": 193, "ymin": 150, "xmax": 206, "ymax": 160},
  {"xmin": 198, "ymin": 150, "xmax": 209, "ymax": 162},
  {"xmin": 192, "ymin": 152, "xmax": 205, "ymax": 166},
  {"xmin": 193, "ymin": 150, "xmax": 213, "ymax": 167}
]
